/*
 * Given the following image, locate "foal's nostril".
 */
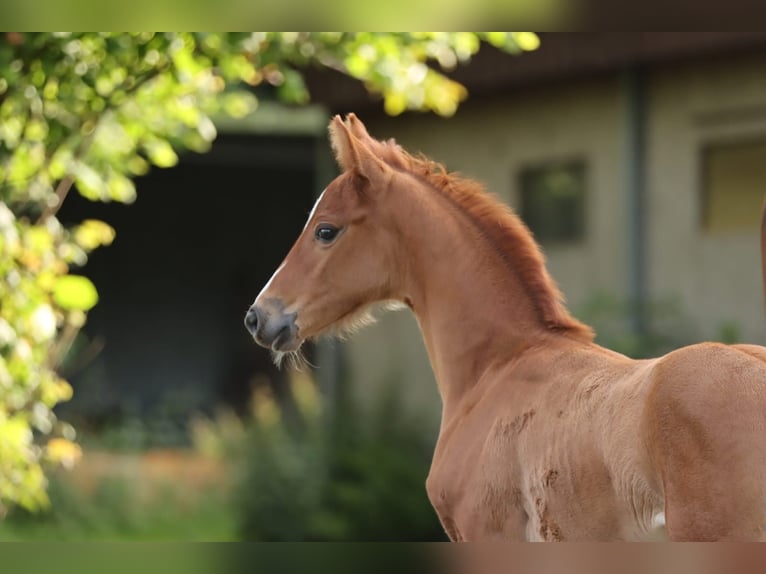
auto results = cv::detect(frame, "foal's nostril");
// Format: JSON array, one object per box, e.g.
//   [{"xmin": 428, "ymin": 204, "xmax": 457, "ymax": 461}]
[
  {"xmin": 244, "ymin": 306, "xmax": 260, "ymax": 335},
  {"xmin": 274, "ymin": 323, "xmax": 291, "ymax": 347},
  {"xmin": 245, "ymin": 301, "xmax": 297, "ymax": 350}
]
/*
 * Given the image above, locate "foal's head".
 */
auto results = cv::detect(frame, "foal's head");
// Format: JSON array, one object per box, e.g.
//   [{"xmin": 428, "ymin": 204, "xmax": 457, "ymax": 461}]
[{"xmin": 245, "ymin": 114, "xmax": 406, "ymax": 363}]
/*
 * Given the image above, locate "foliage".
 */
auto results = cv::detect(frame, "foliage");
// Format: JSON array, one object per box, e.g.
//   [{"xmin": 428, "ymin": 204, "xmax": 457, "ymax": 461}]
[
  {"xmin": 0, "ymin": 470, "xmax": 235, "ymax": 540},
  {"xmin": 258, "ymin": 32, "xmax": 540, "ymax": 116},
  {"xmin": 577, "ymin": 292, "xmax": 699, "ymax": 359},
  {"xmin": 229, "ymin": 372, "xmax": 444, "ymax": 541},
  {"xmin": 0, "ymin": 372, "xmax": 441, "ymax": 541},
  {"xmin": 0, "ymin": 32, "xmax": 537, "ymax": 514}
]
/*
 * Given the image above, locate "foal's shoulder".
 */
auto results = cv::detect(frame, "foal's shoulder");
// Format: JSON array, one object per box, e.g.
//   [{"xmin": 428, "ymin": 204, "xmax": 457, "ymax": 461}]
[{"xmin": 646, "ymin": 341, "xmax": 766, "ymax": 411}]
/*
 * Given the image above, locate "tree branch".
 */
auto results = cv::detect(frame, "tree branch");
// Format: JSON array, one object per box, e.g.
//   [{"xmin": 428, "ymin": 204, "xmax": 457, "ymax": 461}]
[{"xmin": 37, "ymin": 175, "xmax": 75, "ymax": 223}]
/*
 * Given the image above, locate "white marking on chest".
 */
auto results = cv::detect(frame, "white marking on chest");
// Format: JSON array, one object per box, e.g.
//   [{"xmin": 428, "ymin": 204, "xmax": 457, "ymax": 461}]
[{"xmin": 303, "ymin": 188, "xmax": 327, "ymax": 231}]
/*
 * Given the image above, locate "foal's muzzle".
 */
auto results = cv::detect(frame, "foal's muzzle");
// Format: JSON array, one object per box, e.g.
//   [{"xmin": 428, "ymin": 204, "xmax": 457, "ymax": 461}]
[{"xmin": 245, "ymin": 300, "xmax": 299, "ymax": 351}]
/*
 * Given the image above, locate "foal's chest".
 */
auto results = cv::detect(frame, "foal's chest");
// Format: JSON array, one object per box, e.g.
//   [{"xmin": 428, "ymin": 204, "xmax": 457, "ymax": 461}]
[{"xmin": 427, "ymin": 411, "xmax": 659, "ymax": 541}]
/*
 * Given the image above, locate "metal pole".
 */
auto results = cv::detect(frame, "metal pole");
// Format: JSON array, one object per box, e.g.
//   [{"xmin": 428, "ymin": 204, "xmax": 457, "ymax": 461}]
[{"xmin": 624, "ymin": 66, "xmax": 647, "ymax": 338}]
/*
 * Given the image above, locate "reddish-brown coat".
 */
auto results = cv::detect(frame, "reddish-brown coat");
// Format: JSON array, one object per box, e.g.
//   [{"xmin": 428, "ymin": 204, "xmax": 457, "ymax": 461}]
[{"xmin": 252, "ymin": 114, "xmax": 766, "ymax": 541}]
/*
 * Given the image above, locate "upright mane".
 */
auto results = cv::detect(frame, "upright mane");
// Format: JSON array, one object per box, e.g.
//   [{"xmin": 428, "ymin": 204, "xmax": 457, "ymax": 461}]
[{"xmin": 382, "ymin": 143, "xmax": 594, "ymax": 341}]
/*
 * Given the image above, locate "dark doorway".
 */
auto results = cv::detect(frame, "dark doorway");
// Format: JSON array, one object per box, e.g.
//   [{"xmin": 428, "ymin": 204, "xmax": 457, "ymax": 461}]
[{"xmin": 58, "ymin": 133, "xmax": 318, "ymax": 428}]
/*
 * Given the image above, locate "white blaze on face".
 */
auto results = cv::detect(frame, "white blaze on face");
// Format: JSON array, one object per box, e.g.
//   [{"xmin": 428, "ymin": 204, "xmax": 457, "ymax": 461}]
[
  {"xmin": 256, "ymin": 189, "xmax": 327, "ymax": 305},
  {"xmin": 303, "ymin": 187, "xmax": 327, "ymax": 231},
  {"xmin": 255, "ymin": 262, "xmax": 285, "ymax": 304}
]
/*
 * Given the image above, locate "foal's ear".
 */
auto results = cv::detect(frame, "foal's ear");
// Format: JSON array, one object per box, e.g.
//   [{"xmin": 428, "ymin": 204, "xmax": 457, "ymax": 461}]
[
  {"xmin": 328, "ymin": 116, "xmax": 356, "ymax": 172},
  {"xmin": 345, "ymin": 113, "xmax": 374, "ymax": 143},
  {"xmin": 346, "ymin": 113, "xmax": 408, "ymax": 170},
  {"xmin": 328, "ymin": 115, "xmax": 392, "ymax": 189}
]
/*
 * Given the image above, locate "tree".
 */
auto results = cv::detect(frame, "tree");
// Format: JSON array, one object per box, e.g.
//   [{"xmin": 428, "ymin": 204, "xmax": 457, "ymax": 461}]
[{"xmin": 0, "ymin": 32, "xmax": 539, "ymax": 513}]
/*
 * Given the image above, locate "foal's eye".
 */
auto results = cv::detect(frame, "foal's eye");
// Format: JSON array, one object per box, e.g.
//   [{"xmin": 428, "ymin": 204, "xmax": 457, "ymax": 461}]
[{"xmin": 315, "ymin": 224, "xmax": 340, "ymax": 244}]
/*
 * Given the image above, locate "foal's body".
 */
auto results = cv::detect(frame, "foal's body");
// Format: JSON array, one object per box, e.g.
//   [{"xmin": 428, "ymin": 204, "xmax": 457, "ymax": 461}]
[
  {"xmin": 429, "ymin": 341, "xmax": 766, "ymax": 541},
  {"xmin": 247, "ymin": 114, "xmax": 766, "ymax": 541}
]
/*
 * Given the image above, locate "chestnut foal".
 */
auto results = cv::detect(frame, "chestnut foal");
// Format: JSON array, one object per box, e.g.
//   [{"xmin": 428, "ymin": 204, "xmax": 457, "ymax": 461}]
[{"xmin": 246, "ymin": 114, "xmax": 766, "ymax": 541}]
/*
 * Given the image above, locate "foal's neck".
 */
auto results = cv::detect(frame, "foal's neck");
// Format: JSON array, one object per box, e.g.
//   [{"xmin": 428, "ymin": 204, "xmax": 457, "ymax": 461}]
[{"xmin": 393, "ymin": 181, "xmax": 563, "ymax": 423}]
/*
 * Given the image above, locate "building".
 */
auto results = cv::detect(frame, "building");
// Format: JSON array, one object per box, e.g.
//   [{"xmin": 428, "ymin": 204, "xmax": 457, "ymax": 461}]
[{"xmin": 304, "ymin": 33, "xmax": 766, "ymax": 423}]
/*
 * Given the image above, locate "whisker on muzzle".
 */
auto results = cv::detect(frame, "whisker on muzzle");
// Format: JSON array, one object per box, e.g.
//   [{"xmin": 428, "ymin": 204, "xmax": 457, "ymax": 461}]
[{"xmin": 271, "ymin": 345, "xmax": 315, "ymax": 371}]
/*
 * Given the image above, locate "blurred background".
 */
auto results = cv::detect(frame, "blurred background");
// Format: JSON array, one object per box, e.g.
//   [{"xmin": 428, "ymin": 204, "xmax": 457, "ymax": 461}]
[{"xmin": 2, "ymin": 32, "xmax": 766, "ymax": 540}]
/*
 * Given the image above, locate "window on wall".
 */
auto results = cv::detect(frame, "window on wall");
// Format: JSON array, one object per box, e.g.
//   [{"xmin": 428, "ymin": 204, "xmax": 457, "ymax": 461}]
[
  {"xmin": 519, "ymin": 160, "xmax": 587, "ymax": 243},
  {"xmin": 702, "ymin": 140, "xmax": 766, "ymax": 232}
]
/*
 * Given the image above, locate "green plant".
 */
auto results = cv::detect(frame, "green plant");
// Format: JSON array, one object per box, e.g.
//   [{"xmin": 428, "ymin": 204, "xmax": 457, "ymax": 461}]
[
  {"xmin": 0, "ymin": 468, "xmax": 236, "ymax": 540},
  {"xmin": 576, "ymin": 291, "xmax": 698, "ymax": 358},
  {"xmin": 232, "ymin": 372, "xmax": 445, "ymax": 541},
  {"xmin": 717, "ymin": 320, "xmax": 741, "ymax": 344}
]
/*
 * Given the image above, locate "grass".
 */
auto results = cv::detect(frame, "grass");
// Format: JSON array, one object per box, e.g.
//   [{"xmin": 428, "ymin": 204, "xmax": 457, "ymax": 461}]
[{"xmin": 0, "ymin": 450, "xmax": 238, "ymax": 541}]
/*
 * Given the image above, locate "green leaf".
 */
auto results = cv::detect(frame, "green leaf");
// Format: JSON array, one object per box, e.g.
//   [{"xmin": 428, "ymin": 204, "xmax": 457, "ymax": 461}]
[
  {"xmin": 107, "ymin": 172, "xmax": 137, "ymax": 203},
  {"xmin": 73, "ymin": 163, "xmax": 108, "ymax": 200},
  {"xmin": 52, "ymin": 275, "xmax": 99, "ymax": 311},
  {"xmin": 221, "ymin": 92, "xmax": 256, "ymax": 120},
  {"xmin": 383, "ymin": 91, "xmax": 407, "ymax": 116},
  {"xmin": 512, "ymin": 32, "xmax": 541, "ymax": 52},
  {"xmin": 276, "ymin": 69, "xmax": 309, "ymax": 105},
  {"xmin": 484, "ymin": 32, "xmax": 511, "ymax": 48},
  {"xmin": 143, "ymin": 139, "xmax": 178, "ymax": 168},
  {"xmin": 73, "ymin": 219, "xmax": 115, "ymax": 251}
]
